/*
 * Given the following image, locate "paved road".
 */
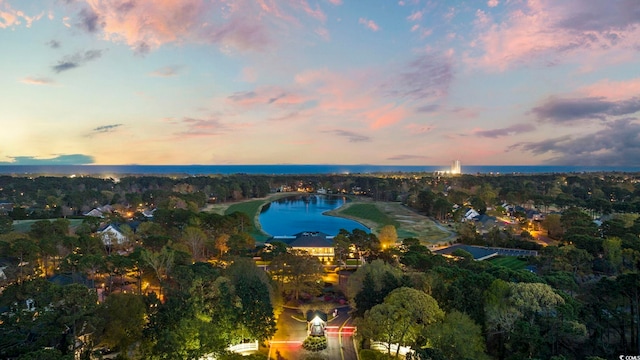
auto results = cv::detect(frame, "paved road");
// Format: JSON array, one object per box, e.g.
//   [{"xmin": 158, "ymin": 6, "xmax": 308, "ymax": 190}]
[{"xmin": 268, "ymin": 306, "xmax": 358, "ymax": 360}]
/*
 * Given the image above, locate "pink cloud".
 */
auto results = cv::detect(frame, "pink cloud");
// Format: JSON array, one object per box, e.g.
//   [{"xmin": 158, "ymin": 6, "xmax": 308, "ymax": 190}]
[
  {"xmin": 327, "ymin": 0, "xmax": 342, "ymax": 5},
  {"xmin": 487, "ymin": 0, "xmax": 499, "ymax": 7},
  {"xmin": 367, "ymin": 104, "xmax": 408, "ymax": 129},
  {"xmin": 81, "ymin": 0, "xmax": 328, "ymax": 53},
  {"xmin": 20, "ymin": 76, "xmax": 55, "ymax": 86},
  {"xmin": 470, "ymin": 0, "xmax": 640, "ymax": 70},
  {"xmin": 358, "ymin": 17, "xmax": 380, "ymax": 32},
  {"xmin": 407, "ymin": 10, "xmax": 422, "ymax": 22},
  {"xmin": 0, "ymin": 2, "xmax": 43, "ymax": 29},
  {"xmin": 579, "ymin": 78, "xmax": 640, "ymax": 101},
  {"xmin": 315, "ymin": 27, "xmax": 330, "ymax": 41}
]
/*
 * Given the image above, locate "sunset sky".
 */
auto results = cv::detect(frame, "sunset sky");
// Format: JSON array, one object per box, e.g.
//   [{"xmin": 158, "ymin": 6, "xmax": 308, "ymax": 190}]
[{"xmin": 1, "ymin": 0, "xmax": 639, "ymax": 166}]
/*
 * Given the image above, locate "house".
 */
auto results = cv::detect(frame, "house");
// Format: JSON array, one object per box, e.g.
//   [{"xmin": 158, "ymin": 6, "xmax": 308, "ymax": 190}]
[
  {"xmin": 269, "ymin": 231, "xmax": 335, "ymax": 262},
  {"xmin": 434, "ymin": 243, "xmax": 538, "ymax": 261},
  {"xmin": 84, "ymin": 208, "xmax": 104, "ymax": 218},
  {"xmin": 526, "ymin": 209, "xmax": 545, "ymax": 221},
  {"xmin": 434, "ymin": 244, "xmax": 499, "ymax": 261},
  {"xmin": 0, "ymin": 202, "xmax": 13, "ymax": 214},
  {"xmin": 98, "ymin": 224, "xmax": 128, "ymax": 246},
  {"xmin": 142, "ymin": 208, "xmax": 156, "ymax": 218},
  {"xmin": 463, "ymin": 208, "xmax": 480, "ymax": 221},
  {"xmin": 475, "ymin": 214, "xmax": 498, "ymax": 233}
]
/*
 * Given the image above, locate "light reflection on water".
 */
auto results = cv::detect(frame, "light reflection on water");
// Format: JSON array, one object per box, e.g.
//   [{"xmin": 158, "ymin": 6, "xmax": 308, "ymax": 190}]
[{"xmin": 258, "ymin": 195, "xmax": 369, "ymax": 237}]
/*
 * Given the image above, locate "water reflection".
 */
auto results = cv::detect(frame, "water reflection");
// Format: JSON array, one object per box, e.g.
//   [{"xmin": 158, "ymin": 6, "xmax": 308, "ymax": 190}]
[{"xmin": 258, "ymin": 195, "xmax": 369, "ymax": 237}]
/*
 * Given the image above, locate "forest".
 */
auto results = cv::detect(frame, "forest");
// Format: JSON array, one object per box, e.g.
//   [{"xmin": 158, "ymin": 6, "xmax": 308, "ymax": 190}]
[{"xmin": 0, "ymin": 171, "xmax": 639, "ymax": 359}]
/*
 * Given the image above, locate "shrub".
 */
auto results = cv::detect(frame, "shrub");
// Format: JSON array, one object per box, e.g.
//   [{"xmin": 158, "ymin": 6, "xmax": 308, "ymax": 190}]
[{"xmin": 302, "ymin": 336, "xmax": 327, "ymax": 351}]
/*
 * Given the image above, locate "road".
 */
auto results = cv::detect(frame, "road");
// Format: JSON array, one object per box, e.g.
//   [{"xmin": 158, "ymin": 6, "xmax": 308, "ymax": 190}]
[{"xmin": 268, "ymin": 306, "xmax": 358, "ymax": 360}]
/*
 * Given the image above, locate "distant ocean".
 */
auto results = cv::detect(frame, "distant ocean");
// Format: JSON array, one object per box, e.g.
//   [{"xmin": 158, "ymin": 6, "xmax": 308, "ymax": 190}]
[{"xmin": 0, "ymin": 164, "xmax": 639, "ymax": 176}]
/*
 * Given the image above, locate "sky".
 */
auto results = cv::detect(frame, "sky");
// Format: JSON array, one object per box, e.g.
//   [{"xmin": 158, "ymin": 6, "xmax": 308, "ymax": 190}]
[{"xmin": 1, "ymin": 0, "xmax": 639, "ymax": 166}]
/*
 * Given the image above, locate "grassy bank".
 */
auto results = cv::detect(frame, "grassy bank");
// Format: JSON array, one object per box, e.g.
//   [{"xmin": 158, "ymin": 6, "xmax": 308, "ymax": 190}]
[{"xmin": 327, "ymin": 199, "xmax": 451, "ymax": 244}]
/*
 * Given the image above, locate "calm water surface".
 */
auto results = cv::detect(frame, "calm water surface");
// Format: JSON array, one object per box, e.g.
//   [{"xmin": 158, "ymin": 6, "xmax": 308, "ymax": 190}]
[{"xmin": 258, "ymin": 195, "xmax": 369, "ymax": 237}]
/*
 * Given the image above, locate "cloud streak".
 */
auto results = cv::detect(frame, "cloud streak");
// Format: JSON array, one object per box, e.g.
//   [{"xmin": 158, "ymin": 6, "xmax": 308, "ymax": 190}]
[
  {"xmin": 0, "ymin": 154, "xmax": 95, "ymax": 165},
  {"xmin": 475, "ymin": 123, "xmax": 536, "ymax": 138},
  {"xmin": 511, "ymin": 119, "xmax": 640, "ymax": 166},
  {"xmin": 323, "ymin": 129, "xmax": 371, "ymax": 143},
  {"xmin": 51, "ymin": 49, "xmax": 103, "ymax": 73},
  {"xmin": 20, "ymin": 77, "xmax": 55, "ymax": 85},
  {"xmin": 387, "ymin": 154, "xmax": 429, "ymax": 161},
  {"xmin": 174, "ymin": 117, "xmax": 227, "ymax": 138},
  {"xmin": 384, "ymin": 53, "xmax": 453, "ymax": 101},
  {"xmin": 91, "ymin": 124, "xmax": 122, "ymax": 134},
  {"xmin": 531, "ymin": 96, "xmax": 640, "ymax": 123},
  {"xmin": 149, "ymin": 65, "xmax": 182, "ymax": 77}
]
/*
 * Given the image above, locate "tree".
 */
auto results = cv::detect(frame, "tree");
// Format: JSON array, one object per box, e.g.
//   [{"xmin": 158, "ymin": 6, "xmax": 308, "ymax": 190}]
[
  {"xmin": 333, "ymin": 232, "xmax": 351, "ymax": 267},
  {"xmin": 425, "ymin": 311, "xmax": 488, "ymax": 360},
  {"xmin": 9, "ymin": 235, "xmax": 39, "ymax": 283},
  {"xmin": 99, "ymin": 292, "xmax": 147, "ymax": 353},
  {"xmin": 353, "ymin": 272, "xmax": 384, "ymax": 318},
  {"xmin": 227, "ymin": 232, "xmax": 255, "ymax": 255},
  {"xmin": 270, "ymin": 250, "xmax": 323, "ymax": 300},
  {"xmin": 213, "ymin": 233, "xmax": 230, "ymax": 258},
  {"xmin": 346, "ymin": 259, "xmax": 403, "ymax": 309},
  {"xmin": 0, "ymin": 215, "xmax": 13, "ymax": 234},
  {"xmin": 141, "ymin": 247, "xmax": 175, "ymax": 297},
  {"xmin": 603, "ymin": 237, "xmax": 623, "ymax": 274},
  {"xmin": 181, "ymin": 226, "xmax": 207, "ymax": 261},
  {"xmin": 227, "ymin": 262, "xmax": 277, "ymax": 341},
  {"xmin": 378, "ymin": 225, "xmax": 398, "ymax": 249},
  {"xmin": 542, "ymin": 214, "xmax": 563, "ymax": 239},
  {"xmin": 358, "ymin": 287, "xmax": 444, "ymax": 357},
  {"xmin": 510, "ymin": 282, "xmax": 565, "ymax": 320}
]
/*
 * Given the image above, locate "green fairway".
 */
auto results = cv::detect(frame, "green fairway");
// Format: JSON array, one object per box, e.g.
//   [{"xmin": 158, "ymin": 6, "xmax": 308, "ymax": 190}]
[
  {"xmin": 224, "ymin": 199, "xmax": 266, "ymax": 217},
  {"xmin": 489, "ymin": 256, "xmax": 527, "ymax": 270},
  {"xmin": 338, "ymin": 203, "xmax": 400, "ymax": 229},
  {"xmin": 12, "ymin": 218, "xmax": 84, "ymax": 233},
  {"xmin": 225, "ymin": 199, "xmax": 271, "ymax": 242}
]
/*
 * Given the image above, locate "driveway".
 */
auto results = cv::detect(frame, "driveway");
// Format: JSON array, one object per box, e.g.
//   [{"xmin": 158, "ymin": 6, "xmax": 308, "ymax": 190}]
[{"xmin": 269, "ymin": 306, "xmax": 358, "ymax": 360}]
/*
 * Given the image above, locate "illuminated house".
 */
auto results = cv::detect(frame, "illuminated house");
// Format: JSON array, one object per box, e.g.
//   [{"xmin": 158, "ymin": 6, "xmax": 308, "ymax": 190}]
[{"xmin": 270, "ymin": 231, "xmax": 335, "ymax": 262}]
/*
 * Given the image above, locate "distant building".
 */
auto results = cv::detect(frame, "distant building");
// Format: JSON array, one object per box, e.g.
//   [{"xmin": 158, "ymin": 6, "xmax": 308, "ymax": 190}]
[{"xmin": 451, "ymin": 160, "xmax": 461, "ymax": 174}]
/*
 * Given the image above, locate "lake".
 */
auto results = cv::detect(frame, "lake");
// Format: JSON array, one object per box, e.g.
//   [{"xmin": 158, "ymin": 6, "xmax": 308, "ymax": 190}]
[{"xmin": 258, "ymin": 195, "xmax": 369, "ymax": 237}]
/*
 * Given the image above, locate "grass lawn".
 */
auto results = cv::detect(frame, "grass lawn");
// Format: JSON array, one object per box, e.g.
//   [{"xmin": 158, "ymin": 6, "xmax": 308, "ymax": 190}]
[
  {"xmin": 489, "ymin": 256, "xmax": 527, "ymax": 270},
  {"xmin": 224, "ymin": 200, "xmax": 266, "ymax": 217},
  {"xmin": 12, "ymin": 218, "xmax": 84, "ymax": 233},
  {"xmin": 338, "ymin": 203, "xmax": 400, "ymax": 229},
  {"xmin": 329, "ymin": 200, "xmax": 451, "ymax": 244}
]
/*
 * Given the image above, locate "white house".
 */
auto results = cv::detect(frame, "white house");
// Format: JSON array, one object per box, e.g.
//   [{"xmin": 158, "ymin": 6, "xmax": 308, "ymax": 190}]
[
  {"xmin": 464, "ymin": 208, "xmax": 480, "ymax": 221},
  {"xmin": 84, "ymin": 208, "xmax": 104, "ymax": 218},
  {"xmin": 98, "ymin": 224, "xmax": 128, "ymax": 246}
]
